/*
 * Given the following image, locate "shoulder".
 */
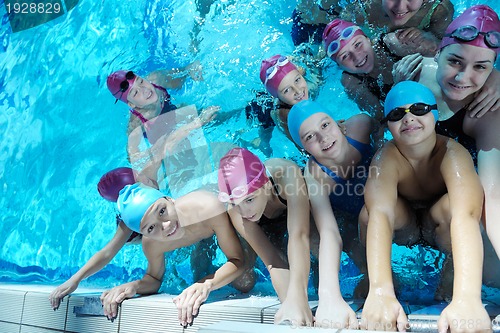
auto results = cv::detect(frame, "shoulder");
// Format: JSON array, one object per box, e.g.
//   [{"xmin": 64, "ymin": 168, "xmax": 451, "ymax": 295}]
[
  {"xmin": 345, "ymin": 113, "xmax": 374, "ymax": 143},
  {"xmin": 142, "ymin": 237, "xmax": 168, "ymax": 257},
  {"xmin": 266, "ymin": 158, "xmax": 303, "ymax": 180}
]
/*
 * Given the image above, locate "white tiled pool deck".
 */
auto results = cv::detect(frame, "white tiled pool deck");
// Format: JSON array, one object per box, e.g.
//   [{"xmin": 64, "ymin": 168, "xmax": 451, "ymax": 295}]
[{"xmin": 1, "ymin": 283, "xmax": 499, "ymax": 333}]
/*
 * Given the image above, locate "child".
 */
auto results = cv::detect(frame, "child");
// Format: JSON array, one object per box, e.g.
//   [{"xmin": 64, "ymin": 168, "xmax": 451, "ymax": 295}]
[
  {"xmin": 287, "ymin": 99, "xmax": 374, "ymax": 328},
  {"xmin": 49, "ymin": 167, "xmax": 153, "ymax": 310},
  {"xmin": 392, "ymin": 5, "xmax": 500, "ymax": 260},
  {"xmin": 218, "ymin": 147, "xmax": 313, "ymax": 326},
  {"xmin": 360, "ymin": 81, "xmax": 489, "ymax": 332},
  {"xmin": 344, "ymin": 0, "xmax": 454, "ymax": 57},
  {"xmin": 100, "ymin": 182, "xmax": 251, "ymax": 327}
]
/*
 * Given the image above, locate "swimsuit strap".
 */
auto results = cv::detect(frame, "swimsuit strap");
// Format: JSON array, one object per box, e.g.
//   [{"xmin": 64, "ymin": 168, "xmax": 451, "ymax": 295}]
[
  {"xmin": 129, "ymin": 109, "xmax": 149, "ymax": 124},
  {"xmin": 312, "ymin": 136, "xmax": 372, "ymax": 185},
  {"xmin": 269, "ymin": 176, "xmax": 287, "ymax": 205},
  {"xmin": 345, "ymin": 136, "xmax": 372, "ymax": 159}
]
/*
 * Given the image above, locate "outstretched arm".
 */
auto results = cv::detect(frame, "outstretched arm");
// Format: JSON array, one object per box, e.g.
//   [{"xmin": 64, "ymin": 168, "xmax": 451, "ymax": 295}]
[
  {"xmin": 174, "ymin": 212, "xmax": 245, "ymax": 327},
  {"xmin": 273, "ymin": 160, "xmax": 313, "ymax": 327},
  {"xmin": 437, "ymin": 141, "xmax": 490, "ymax": 333},
  {"xmin": 100, "ymin": 237, "xmax": 165, "ymax": 320},
  {"xmin": 361, "ymin": 147, "xmax": 408, "ymax": 331},
  {"xmin": 228, "ymin": 209, "xmax": 289, "ymax": 300},
  {"xmin": 302, "ymin": 167, "xmax": 358, "ymax": 329},
  {"xmin": 49, "ymin": 221, "xmax": 133, "ymax": 310}
]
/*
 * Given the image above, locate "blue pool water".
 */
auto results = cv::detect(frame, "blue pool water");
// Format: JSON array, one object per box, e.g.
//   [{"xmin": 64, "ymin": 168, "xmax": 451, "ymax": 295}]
[{"xmin": 1, "ymin": 0, "xmax": 499, "ymax": 300}]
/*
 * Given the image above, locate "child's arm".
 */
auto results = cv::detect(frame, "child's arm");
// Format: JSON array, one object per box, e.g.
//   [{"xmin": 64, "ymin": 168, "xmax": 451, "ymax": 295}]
[
  {"xmin": 49, "ymin": 222, "xmax": 133, "ymax": 310},
  {"xmin": 100, "ymin": 238, "xmax": 166, "ymax": 320},
  {"xmin": 437, "ymin": 141, "xmax": 491, "ymax": 333},
  {"xmin": 302, "ymin": 166, "xmax": 358, "ymax": 329},
  {"xmin": 173, "ymin": 212, "xmax": 245, "ymax": 327},
  {"xmin": 273, "ymin": 160, "xmax": 313, "ymax": 327},
  {"xmin": 227, "ymin": 209, "xmax": 289, "ymax": 299},
  {"xmin": 360, "ymin": 147, "xmax": 408, "ymax": 331}
]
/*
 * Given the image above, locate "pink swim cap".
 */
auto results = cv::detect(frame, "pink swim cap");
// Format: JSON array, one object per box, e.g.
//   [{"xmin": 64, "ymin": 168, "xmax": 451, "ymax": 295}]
[
  {"xmin": 218, "ymin": 148, "xmax": 269, "ymax": 203},
  {"xmin": 260, "ymin": 55, "xmax": 298, "ymax": 98},
  {"xmin": 107, "ymin": 70, "xmax": 136, "ymax": 104},
  {"xmin": 98, "ymin": 167, "xmax": 137, "ymax": 202},
  {"xmin": 439, "ymin": 5, "xmax": 500, "ymax": 54},
  {"xmin": 323, "ymin": 19, "xmax": 365, "ymax": 60}
]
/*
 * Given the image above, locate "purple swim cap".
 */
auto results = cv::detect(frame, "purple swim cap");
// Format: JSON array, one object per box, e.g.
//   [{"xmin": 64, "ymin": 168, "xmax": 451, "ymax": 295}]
[
  {"xmin": 107, "ymin": 70, "xmax": 136, "ymax": 104},
  {"xmin": 323, "ymin": 19, "xmax": 365, "ymax": 60},
  {"xmin": 439, "ymin": 5, "xmax": 500, "ymax": 55},
  {"xmin": 260, "ymin": 55, "xmax": 299, "ymax": 98},
  {"xmin": 218, "ymin": 148, "xmax": 269, "ymax": 203},
  {"xmin": 98, "ymin": 167, "xmax": 137, "ymax": 202}
]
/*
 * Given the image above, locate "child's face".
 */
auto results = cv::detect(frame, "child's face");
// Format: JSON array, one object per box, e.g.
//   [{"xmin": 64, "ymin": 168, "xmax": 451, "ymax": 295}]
[
  {"xmin": 387, "ymin": 104, "xmax": 435, "ymax": 144},
  {"xmin": 436, "ymin": 44, "xmax": 495, "ymax": 103},
  {"xmin": 140, "ymin": 197, "xmax": 185, "ymax": 242},
  {"xmin": 127, "ymin": 75, "xmax": 159, "ymax": 108},
  {"xmin": 335, "ymin": 35, "xmax": 375, "ymax": 74},
  {"xmin": 277, "ymin": 70, "xmax": 309, "ymax": 106},
  {"xmin": 231, "ymin": 186, "xmax": 268, "ymax": 222},
  {"xmin": 299, "ymin": 113, "xmax": 343, "ymax": 159},
  {"xmin": 382, "ymin": 0, "xmax": 423, "ymax": 26}
]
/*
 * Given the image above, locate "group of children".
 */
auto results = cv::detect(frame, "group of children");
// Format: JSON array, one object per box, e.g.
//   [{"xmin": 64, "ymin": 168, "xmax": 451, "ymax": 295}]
[{"xmin": 49, "ymin": 1, "xmax": 500, "ymax": 331}]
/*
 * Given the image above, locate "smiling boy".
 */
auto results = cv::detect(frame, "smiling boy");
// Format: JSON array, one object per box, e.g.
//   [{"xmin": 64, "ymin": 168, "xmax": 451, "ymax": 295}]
[{"xmin": 359, "ymin": 81, "xmax": 490, "ymax": 332}]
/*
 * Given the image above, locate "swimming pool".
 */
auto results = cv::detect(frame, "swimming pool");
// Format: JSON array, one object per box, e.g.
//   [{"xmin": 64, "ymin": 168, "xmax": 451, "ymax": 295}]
[{"xmin": 1, "ymin": 0, "xmax": 499, "ymax": 301}]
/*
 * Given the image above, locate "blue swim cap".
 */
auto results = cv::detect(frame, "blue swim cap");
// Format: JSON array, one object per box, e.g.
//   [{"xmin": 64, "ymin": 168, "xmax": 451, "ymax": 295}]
[
  {"xmin": 288, "ymin": 100, "xmax": 332, "ymax": 148},
  {"xmin": 116, "ymin": 183, "xmax": 165, "ymax": 233},
  {"xmin": 385, "ymin": 81, "xmax": 438, "ymax": 122}
]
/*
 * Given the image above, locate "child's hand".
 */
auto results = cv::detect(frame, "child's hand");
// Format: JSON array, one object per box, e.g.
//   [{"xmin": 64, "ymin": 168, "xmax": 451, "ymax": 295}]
[
  {"xmin": 392, "ymin": 54, "xmax": 423, "ymax": 84},
  {"xmin": 199, "ymin": 106, "xmax": 220, "ymax": 124},
  {"xmin": 438, "ymin": 299, "xmax": 491, "ymax": 333},
  {"xmin": 49, "ymin": 280, "xmax": 78, "ymax": 310},
  {"xmin": 469, "ymin": 70, "xmax": 500, "ymax": 117},
  {"xmin": 395, "ymin": 28, "xmax": 425, "ymax": 45},
  {"xmin": 173, "ymin": 282, "xmax": 211, "ymax": 327},
  {"xmin": 360, "ymin": 291, "xmax": 408, "ymax": 331},
  {"xmin": 274, "ymin": 297, "xmax": 313, "ymax": 327},
  {"xmin": 100, "ymin": 284, "xmax": 136, "ymax": 320},
  {"xmin": 314, "ymin": 298, "xmax": 358, "ymax": 329}
]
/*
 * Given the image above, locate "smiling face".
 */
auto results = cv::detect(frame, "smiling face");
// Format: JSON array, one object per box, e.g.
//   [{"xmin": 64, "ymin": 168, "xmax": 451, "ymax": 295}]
[
  {"xmin": 276, "ymin": 69, "xmax": 309, "ymax": 106},
  {"xmin": 140, "ymin": 197, "xmax": 185, "ymax": 242},
  {"xmin": 335, "ymin": 35, "xmax": 375, "ymax": 74},
  {"xmin": 387, "ymin": 104, "xmax": 435, "ymax": 145},
  {"xmin": 126, "ymin": 75, "xmax": 159, "ymax": 109},
  {"xmin": 299, "ymin": 112, "xmax": 344, "ymax": 158},
  {"xmin": 231, "ymin": 185, "xmax": 269, "ymax": 222},
  {"xmin": 382, "ymin": 0, "xmax": 423, "ymax": 26},
  {"xmin": 436, "ymin": 44, "xmax": 495, "ymax": 103}
]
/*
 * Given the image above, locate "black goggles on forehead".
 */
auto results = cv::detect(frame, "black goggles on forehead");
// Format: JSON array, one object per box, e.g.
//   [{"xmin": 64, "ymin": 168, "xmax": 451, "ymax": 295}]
[
  {"xmin": 445, "ymin": 25, "xmax": 500, "ymax": 48},
  {"xmin": 113, "ymin": 71, "xmax": 136, "ymax": 103},
  {"xmin": 381, "ymin": 103, "xmax": 437, "ymax": 124}
]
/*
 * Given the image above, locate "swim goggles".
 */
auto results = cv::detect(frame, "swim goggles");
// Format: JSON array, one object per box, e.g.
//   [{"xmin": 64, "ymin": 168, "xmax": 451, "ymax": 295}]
[
  {"xmin": 327, "ymin": 26, "xmax": 361, "ymax": 58},
  {"xmin": 114, "ymin": 71, "xmax": 136, "ymax": 103},
  {"xmin": 381, "ymin": 103, "xmax": 438, "ymax": 123},
  {"xmin": 445, "ymin": 25, "xmax": 500, "ymax": 48},
  {"xmin": 264, "ymin": 56, "xmax": 289, "ymax": 86},
  {"xmin": 218, "ymin": 167, "xmax": 266, "ymax": 203}
]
